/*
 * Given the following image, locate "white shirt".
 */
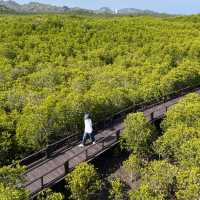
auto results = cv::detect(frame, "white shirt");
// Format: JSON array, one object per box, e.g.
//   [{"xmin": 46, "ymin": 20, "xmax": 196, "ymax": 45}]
[{"xmin": 84, "ymin": 118, "xmax": 93, "ymax": 133}]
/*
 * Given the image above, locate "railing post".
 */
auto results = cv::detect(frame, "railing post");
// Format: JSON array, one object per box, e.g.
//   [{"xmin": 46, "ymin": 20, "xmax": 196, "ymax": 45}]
[
  {"xmin": 64, "ymin": 161, "xmax": 69, "ymax": 174},
  {"xmin": 102, "ymin": 140, "xmax": 104, "ymax": 149},
  {"xmin": 46, "ymin": 145, "xmax": 50, "ymax": 159},
  {"xmin": 85, "ymin": 149, "xmax": 88, "ymax": 160},
  {"xmin": 150, "ymin": 112, "xmax": 154, "ymax": 121},
  {"xmin": 41, "ymin": 176, "xmax": 44, "ymax": 188},
  {"xmin": 120, "ymin": 113, "xmax": 123, "ymax": 120},
  {"xmin": 163, "ymin": 96, "xmax": 166, "ymax": 103},
  {"xmin": 116, "ymin": 130, "xmax": 120, "ymax": 141}
]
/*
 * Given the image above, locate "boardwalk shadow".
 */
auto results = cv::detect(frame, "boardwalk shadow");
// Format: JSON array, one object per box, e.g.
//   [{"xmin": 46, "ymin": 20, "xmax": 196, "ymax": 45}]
[
  {"xmin": 83, "ymin": 135, "xmax": 116, "ymax": 147},
  {"xmin": 95, "ymin": 135, "xmax": 116, "ymax": 146},
  {"xmin": 103, "ymin": 135, "xmax": 116, "ymax": 143}
]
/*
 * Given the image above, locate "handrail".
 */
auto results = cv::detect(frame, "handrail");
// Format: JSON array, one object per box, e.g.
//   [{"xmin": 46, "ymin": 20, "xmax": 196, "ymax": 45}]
[
  {"xmin": 24, "ymin": 100, "xmax": 170, "ymax": 190},
  {"xmin": 20, "ymin": 149, "xmax": 46, "ymax": 166},
  {"xmin": 23, "ymin": 128, "xmax": 121, "ymax": 188},
  {"xmin": 20, "ymin": 84, "xmax": 200, "ymax": 167},
  {"xmin": 23, "ymin": 85, "xmax": 200, "ymax": 196}
]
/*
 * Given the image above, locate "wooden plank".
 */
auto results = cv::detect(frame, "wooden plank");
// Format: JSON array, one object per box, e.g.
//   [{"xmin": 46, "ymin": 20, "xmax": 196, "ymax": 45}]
[
  {"xmin": 27, "ymin": 160, "xmax": 59, "ymax": 183},
  {"xmin": 62, "ymin": 150, "xmax": 76, "ymax": 160},
  {"xmin": 44, "ymin": 166, "xmax": 65, "ymax": 185},
  {"xmin": 86, "ymin": 146, "xmax": 98, "ymax": 158},
  {"xmin": 26, "ymin": 179, "xmax": 41, "ymax": 194}
]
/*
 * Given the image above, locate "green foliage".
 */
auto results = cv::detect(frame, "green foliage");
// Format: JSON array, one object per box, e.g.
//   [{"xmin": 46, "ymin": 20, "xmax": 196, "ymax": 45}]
[
  {"xmin": 0, "ymin": 14, "xmax": 200, "ymax": 165},
  {"xmin": 176, "ymin": 168, "xmax": 200, "ymax": 200},
  {"xmin": 123, "ymin": 154, "xmax": 141, "ymax": 183},
  {"xmin": 16, "ymin": 97, "xmax": 57, "ymax": 149},
  {"xmin": 0, "ymin": 13, "xmax": 199, "ymax": 199},
  {"xmin": 0, "ymin": 164, "xmax": 29, "ymax": 199},
  {"xmin": 178, "ymin": 138, "xmax": 200, "ymax": 168},
  {"xmin": 109, "ymin": 178, "xmax": 123, "ymax": 200},
  {"xmin": 143, "ymin": 94, "xmax": 200, "ymax": 199},
  {"xmin": 0, "ymin": 131, "xmax": 12, "ymax": 165},
  {"xmin": 162, "ymin": 93, "xmax": 200, "ymax": 130},
  {"xmin": 0, "ymin": 183, "xmax": 29, "ymax": 200},
  {"xmin": 121, "ymin": 112, "xmax": 153, "ymax": 157},
  {"xmin": 131, "ymin": 160, "xmax": 177, "ymax": 199},
  {"xmin": 129, "ymin": 184, "xmax": 163, "ymax": 200},
  {"xmin": 0, "ymin": 164, "xmax": 26, "ymax": 187},
  {"xmin": 66, "ymin": 162, "xmax": 102, "ymax": 200},
  {"xmin": 126, "ymin": 93, "xmax": 200, "ymax": 199},
  {"xmin": 37, "ymin": 188, "xmax": 64, "ymax": 200},
  {"xmin": 160, "ymin": 60, "xmax": 200, "ymax": 94},
  {"xmin": 154, "ymin": 93, "xmax": 200, "ymax": 163}
]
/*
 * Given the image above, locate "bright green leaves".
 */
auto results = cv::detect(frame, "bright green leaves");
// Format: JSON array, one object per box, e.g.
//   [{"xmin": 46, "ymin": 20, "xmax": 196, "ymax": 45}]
[
  {"xmin": 16, "ymin": 96, "xmax": 57, "ymax": 149},
  {"xmin": 151, "ymin": 93, "xmax": 200, "ymax": 198},
  {"xmin": 1, "ymin": 14, "xmax": 200, "ymax": 165},
  {"xmin": 0, "ymin": 11, "xmax": 200, "ymax": 200},
  {"xmin": 123, "ymin": 154, "xmax": 141, "ymax": 183},
  {"xmin": 0, "ymin": 131, "xmax": 12, "ymax": 166},
  {"xmin": 0, "ymin": 109, "xmax": 18, "ymax": 165},
  {"xmin": 0, "ymin": 164, "xmax": 25, "ymax": 187},
  {"xmin": 66, "ymin": 162, "xmax": 102, "ymax": 200},
  {"xmin": 121, "ymin": 112, "xmax": 154, "ymax": 157},
  {"xmin": 176, "ymin": 168, "xmax": 200, "ymax": 200},
  {"xmin": 129, "ymin": 184, "xmax": 162, "ymax": 200},
  {"xmin": 160, "ymin": 60, "xmax": 200, "ymax": 94},
  {"xmin": 122, "ymin": 92, "xmax": 200, "ymax": 199},
  {"xmin": 0, "ymin": 13, "xmax": 200, "ymax": 200},
  {"xmin": 131, "ymin": 160, "xmax": 178, "ymax": 200},
  {"xmin": 162, "ymin": 93, "xmax": 200, "ymax": 130},
  {"xmin": 0, "ymin": 184, "xmax": 29, "ymax": 200},
  {"xmin": 109, "ymin": 178, "xmax": 123, "ymax": 200},
  {"xmin": 37, "ymin": 188, "xmax": 64, "ymax": 200},
  {"xmin": 154, "ymin": 124, "xmax": 200, "ymax": 160},
  {"xmin": 154, "ymin": 93, "xmax": 200, "ymax": 164},
  {"xmin": 0, "ymin": 164, "xmax": 29, "ymax": 200},
  {"xmin": 178, "ymin": 139, "xmax": 200, "ymax": 168}
]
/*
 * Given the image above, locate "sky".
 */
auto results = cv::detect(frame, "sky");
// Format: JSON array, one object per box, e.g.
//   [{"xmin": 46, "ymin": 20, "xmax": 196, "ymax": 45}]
[{"xmin": 15, "ymin": 0, "xmax": 200, "ymax": 15}]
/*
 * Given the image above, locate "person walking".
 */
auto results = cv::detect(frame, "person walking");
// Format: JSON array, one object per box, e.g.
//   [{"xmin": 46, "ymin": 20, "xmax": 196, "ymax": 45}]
[{"xmin": 78, "ymin": 113, "xmax": 96, "ymax": 147}]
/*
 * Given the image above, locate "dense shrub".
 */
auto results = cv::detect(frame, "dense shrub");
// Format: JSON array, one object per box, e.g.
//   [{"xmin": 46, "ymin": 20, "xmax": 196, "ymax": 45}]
[{"xmin": 0, "ymin": 14, "xmax": 200, "ymax": 164}]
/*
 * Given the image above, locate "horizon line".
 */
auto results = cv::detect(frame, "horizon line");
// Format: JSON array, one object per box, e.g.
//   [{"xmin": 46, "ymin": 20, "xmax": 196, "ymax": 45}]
[{"xmin": 1, "ymin": 0, "xmax": 200, "ymax": 15}]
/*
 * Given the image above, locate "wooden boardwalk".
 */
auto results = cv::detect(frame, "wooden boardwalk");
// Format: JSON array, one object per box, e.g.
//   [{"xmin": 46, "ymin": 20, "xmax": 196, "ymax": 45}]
[{"xmin": 23, "ymin": 87, "xmax": 200, "ymax": 198}]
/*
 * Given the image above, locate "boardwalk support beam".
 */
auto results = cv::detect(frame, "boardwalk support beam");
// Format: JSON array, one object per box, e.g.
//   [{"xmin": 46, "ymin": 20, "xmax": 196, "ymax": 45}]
[
  {"xmin": 116, "ymin": 130, "xmax": 120, "ymax": 140},
  {"xmin": 64, "ymin": 161, "xmax": 69, "ymax": 174},
  {"xmin": 150, "ymin": 112, "xmax": 154, "ymax": 121},
  {"xmin": 41, "ymin": 176, "xmax": 44, "ymax": 188},
  {"xmin": 23, "ymin": 85, "xmax": 200, "ymax": 198},
  {"xmin": 46, "ymin": 145, "xmax": 50, "ymax": 159},
  {"xmin": 102, "ymin": 141, "xmax": 104, "ymax": 149},
  {"xmin": 85, "ymin": 149, "xmax": 88, "ymax": 159}
]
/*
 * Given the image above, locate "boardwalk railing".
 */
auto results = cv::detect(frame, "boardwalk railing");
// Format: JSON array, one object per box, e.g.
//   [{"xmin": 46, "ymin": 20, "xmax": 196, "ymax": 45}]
[
  {"xmin": 24, "ymin": 103, "xmax": 171, "ymax": 198},
  {"xmin": 22, "ymin": 84, "xmax": 200, "ymax": 198},
  {"xmin": 23, "ymin": 128, "xmax": 123, "ymax": 197},
  {"xmin": 20, "ymin": 133, "xmax": 81, "ymax": 167},
  {"xmin": 20, "ymin": 84, "xmax": 200, "ymax": 167}
]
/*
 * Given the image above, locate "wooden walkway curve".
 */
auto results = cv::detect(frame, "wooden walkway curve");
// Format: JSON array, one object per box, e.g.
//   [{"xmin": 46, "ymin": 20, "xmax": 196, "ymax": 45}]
[{"xmin": 22, "ymin": 86, "xmax": 200, "ymax": 198}]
